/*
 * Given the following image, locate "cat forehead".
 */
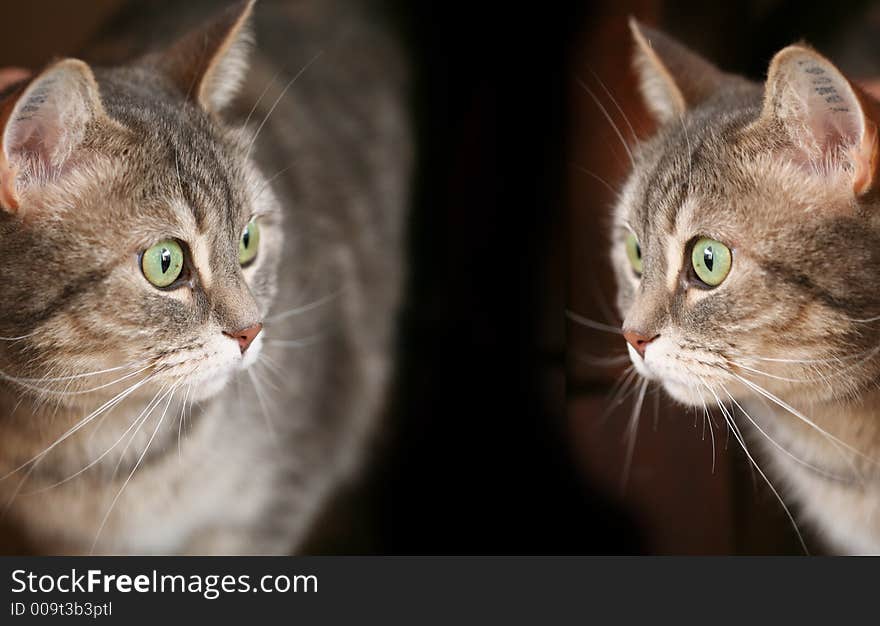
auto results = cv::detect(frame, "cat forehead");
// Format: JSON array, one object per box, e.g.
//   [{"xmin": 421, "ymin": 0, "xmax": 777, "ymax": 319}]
[
  {"xmin": 87, "ymin": 69, "xmax": 256, "ymax": 228},
  {"xmin": 621, "ymin": 100, "xmax": 799, "ymax": 238}
]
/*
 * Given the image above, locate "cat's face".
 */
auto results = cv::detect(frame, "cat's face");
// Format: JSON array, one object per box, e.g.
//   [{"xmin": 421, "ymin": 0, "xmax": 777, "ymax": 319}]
[
  {"xmin": 613, "ymin": 22, "xmax": 880, "ymax": 408},
  {"xmin": 0, "ymin": 2, "xmax": 280, "ymax": 405}
]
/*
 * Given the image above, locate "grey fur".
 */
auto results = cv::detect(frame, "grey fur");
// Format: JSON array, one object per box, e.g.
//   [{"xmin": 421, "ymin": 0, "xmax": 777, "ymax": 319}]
[
  {"xmin": 612, "ymin": 22, "xmax": 880, "ymax": 553},
  {"xmin": 0, "ymin": 0, "xmax": 410, "ymax": 554}
]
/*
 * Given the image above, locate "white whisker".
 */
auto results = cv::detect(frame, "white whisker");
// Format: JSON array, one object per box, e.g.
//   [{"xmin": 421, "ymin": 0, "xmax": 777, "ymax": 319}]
[
  {"xmin": 620, "ymin": 378, "xmax": 648, "ymax": 492},
  {"xmin": 0, "ymin": 372, "xmax": 157, "ymax": 482},
  {"xmin": 720, "ymin": 387, "xmax": 848, "ymax": 483},
  {"xmin": 265, "ymin": 333, "xmax": 326, "ymax": 349},
  {"xmin": 245, "ymin": 50, "xmax": 325, "ymax": 161},
  {"xmin": 91, "ymin": 382, "xmax": 179, "ymax": 554},
  {"xmin": 24, "ymin": 384, "xmax": 175, "ymax": 495},
  {"xmin": 575, "ymin": 76, "xmax": 635, "ymax": 167},
  {"xmin": 247, "ymin": 368, "xmax": 278, "ymax": 442},
  {"xmin": 731, "ymin": 373, "xmax": 870, "ymax": 468},
  {"xmin": 701, "ymin": 379, "xmax": 809, "ymax": 554},
  {"xmin": 565, "ymin": 309, "xmax": 622, "ymax": 335},
  {"xmin": 265, "ymin": 290, "xmax": 342, "ymax": 323}
]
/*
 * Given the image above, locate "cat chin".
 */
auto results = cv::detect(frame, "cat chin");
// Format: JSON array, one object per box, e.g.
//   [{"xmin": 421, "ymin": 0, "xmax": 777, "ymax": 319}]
[
  {"xmin": 660, "ymin": 379, "xmax": 710, "ymax": 406},
  {"xmin": 628, "ymin": 345, "xmax": 704, "ymax": 404}
]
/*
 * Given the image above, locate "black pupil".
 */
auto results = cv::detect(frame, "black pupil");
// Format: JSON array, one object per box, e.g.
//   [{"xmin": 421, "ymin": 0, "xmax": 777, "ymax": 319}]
[
  {"xmin": 242, "ymin": 227, "xmax": 250, "ymax": 249},
  {"xmin": 704, "ymin": 246, "xmax": 714, "ymax": 272},
  {"xmin": 635, "ymin": 242, "xmax": 641, "ymax": 259},
  {"xmin": 160, "ymin": 248, "xmax": 172, "ymax": 274}
]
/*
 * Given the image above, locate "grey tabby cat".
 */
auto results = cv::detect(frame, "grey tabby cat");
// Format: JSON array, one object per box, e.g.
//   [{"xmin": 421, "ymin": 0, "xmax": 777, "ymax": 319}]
[
  {"xmin": 0, "ymin": 0, "xmax": 410, "ymax": 554},
  {"xmin": 611, "ymin": 19, "xmax": 880, "ymax": 554}
]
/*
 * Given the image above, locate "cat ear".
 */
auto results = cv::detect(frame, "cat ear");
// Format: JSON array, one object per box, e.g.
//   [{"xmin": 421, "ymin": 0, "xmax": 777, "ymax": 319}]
[
  {"xmin": 629, "ymin": 18, "xmax": 729, "ymax": 124},
  {"xmin": 0, "ymin": 59, "xmax": 105, "ymax": 213},
  {"xmin": 156, "ymin": 0, "xmax": 255, "ymax": 112},
  {"xmin": 759, "ymin": 45, "xmax": 880, "ymax": 196}
]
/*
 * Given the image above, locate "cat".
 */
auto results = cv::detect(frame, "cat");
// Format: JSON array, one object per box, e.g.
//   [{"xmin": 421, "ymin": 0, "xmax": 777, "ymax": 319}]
[
  {"xmin": 0, "ymin": 0, "xmax": 411, "ymax": 554},
  {"xmin": 610, "ymin": 19, "xmax": 880, "ymax": 554}
]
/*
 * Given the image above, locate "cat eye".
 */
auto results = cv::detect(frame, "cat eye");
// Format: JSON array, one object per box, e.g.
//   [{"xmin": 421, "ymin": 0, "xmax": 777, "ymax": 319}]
[
  {"xmin": 690, "ymin": 237, "xmax": 731, "ymax": 287},
  {"xmin": 625, "ymin": 232, "xmax": 643, "ymax": 276},
  {"xmin": 141, "ymin": 240, "xmax": 185, "ymax": 288},
  {"xmin": 239, "ymin": 218, "xmax": 261, "ymax": 266}
]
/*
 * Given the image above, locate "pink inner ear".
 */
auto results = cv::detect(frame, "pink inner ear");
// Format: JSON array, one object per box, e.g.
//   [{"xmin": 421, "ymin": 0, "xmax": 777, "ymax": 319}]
[
  {"xmin": 806, "ymin": 106, "xmax": 861, "ymax": 157},
  {"xmin": 0, "ymin": 60, "xmax": 102, "ymax": 213},
  {"xmin": 779, "ymin": 55, "xmax": 864, "ymax": 161}
]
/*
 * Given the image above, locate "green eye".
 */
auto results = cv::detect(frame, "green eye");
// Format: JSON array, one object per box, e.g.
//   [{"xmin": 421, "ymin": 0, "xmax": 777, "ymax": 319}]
[
  {"xmin": 141, "ymin": 240, "xmax": 184, "ymax": 288},
  {"xmin": 239, "ymin": 219, "xmax": 260, "ymax": 266},
  {"xmin": 625, "ymin": 232, "xmax": 643, "ymax": 275},
  {"xmin": 691, "ymin": 237, "xmax": 732, "ymax": 287}
]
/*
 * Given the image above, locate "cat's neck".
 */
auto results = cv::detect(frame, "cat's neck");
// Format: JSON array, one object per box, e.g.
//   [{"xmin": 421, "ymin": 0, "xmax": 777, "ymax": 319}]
[
  {"xmin": 746, "ymin": 388, "xmax": 880, "ymax": 481},
  {"xmin": 0, "ymin": 384, "xmax": 203, "ymax": 485}
]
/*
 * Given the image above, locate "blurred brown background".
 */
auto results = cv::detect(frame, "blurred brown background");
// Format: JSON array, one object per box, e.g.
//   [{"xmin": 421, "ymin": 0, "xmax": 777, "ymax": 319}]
[{"xmin": 0, "ymin": 1, "xmax": 122, "ymax": 68}]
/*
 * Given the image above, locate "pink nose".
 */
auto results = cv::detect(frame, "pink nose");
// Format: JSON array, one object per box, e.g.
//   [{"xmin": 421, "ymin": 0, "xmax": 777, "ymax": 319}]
[
  {"xmin": 224, "ymin": 322, "xmax": 263, "ymax": 354},
  {"xmin": 623, "ymin": 330, "xmax": 658, "ymax": 358}
]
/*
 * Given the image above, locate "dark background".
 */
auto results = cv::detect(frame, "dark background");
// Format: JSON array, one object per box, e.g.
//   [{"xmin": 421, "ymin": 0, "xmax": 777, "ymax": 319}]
[
  {"xmin": 361, "ymin": 1, "xmax": 643, "ymax": 553},
  {"xmin": 2, "ymin": 0, "xmax": 877, "ymax": 555}
]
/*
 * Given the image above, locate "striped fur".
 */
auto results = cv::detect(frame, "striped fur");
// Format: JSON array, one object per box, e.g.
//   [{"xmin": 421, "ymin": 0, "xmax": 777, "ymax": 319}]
[
  {"xmin": 613, "ymin": 21, "xmax": 880, "ymax": 553},
  {"xmin": 0, "ymin": 0, "xmax": 410, "ymax": 554}
]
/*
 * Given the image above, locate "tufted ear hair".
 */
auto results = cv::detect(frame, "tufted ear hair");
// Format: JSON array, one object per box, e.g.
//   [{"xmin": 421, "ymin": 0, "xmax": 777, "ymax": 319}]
[
  {"xmin": 758, "ymin": 44, "xmax": 880, "ymax": 197},
  {"xmin": 0, "ymin": 59, "xmax": 105, "ymax": 213},
  {"xmin": 151, "ymin": 0, "xmax": 255, "ymax": 112},
  {"xmin": 629, "ymin": 18, "xmax": 740, "ymax": 125}
]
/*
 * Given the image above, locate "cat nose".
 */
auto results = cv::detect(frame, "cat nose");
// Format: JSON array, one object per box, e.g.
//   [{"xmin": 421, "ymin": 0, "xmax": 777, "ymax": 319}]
[
  {"xmin": 224, "ymin": 322, "xmax": 263, "ymax": 354},
  {"xmin": 623, "ymin": 329, "xmax": 659, "ymax": 358}
]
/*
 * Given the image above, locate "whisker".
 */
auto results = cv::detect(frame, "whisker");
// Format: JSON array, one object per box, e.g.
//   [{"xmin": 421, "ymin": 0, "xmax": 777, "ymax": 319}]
[
  {"xmin": 731, "ymin": 373, "xmax": 871, "ymax": 467},
  {"xmin": 253, "ymin": 358, "xmax": 283, "ymax": 393},
  {"xmin": 565, "ymin": 310, "xmax": 622, "ymax": 335},
  {"xmin": 652, "ymin": 385, "xmax": 661, "ymax": 432},
  {"xmin": 704, "ymin": 391, "xmax": 716, "ymax": 474},
  {"xmin": 0, "ymin": 331, "xmax": 37, "ymax": 341},
  {"xmin": 2, "ymin": 373, "xmax": 160, "ymax": 515},
  {"xmin": 725, "ymin": 360, "xmax": 825, "ymax": 384},
  {"xmin": 91, "ymin": 382, "xmax": 180, "ymax": 553},
  {"xmin": 570, "ymin": 163, "xmax": 620, "ymax": 197},
  {"xmin": 572, "ymin": 353, "xmax": 629, "ymax": 368},
  {"xmin": 265, "ymin": 333, "xmax": 326, "ymax": 349},
  {"xmin": 589, "ymin": 276, "xmax": 621, "ymax": 328},
  {"xmin": 245, "ymin": 50, "xmax": 325, "ymax": 161},
  {"xmin": 265, "ymin": 290, "xmax": 342, "ymax": 323},
  {"xmin": 589, "ymin": 69, "xmax": 638, "ymax": 143},
  {"xmin": 24, "ymin": 383, "xmax": 175, "ymax": 495},
  {"xmin": 720, "ymin": 387, "xmax": 849, "ymax": 483},
  {"xmin": 0, "ymin": 364, "xmax": 152, "ymax": 398},
  {"xmin": 575, "ymin": 76, "xmax": 635, "ymax": 167},
  {"xmin": 701, "ymin": 379, "xmax": 809, "ymax": 554},
  {"xmin": 0, "ymin": 360, "xmax": 146, "ymax": 385},
  {"xmin": 620, "ymin": 378, "xmax": 648, "ymax": 492},
  {"xmin": 0, "ymin": 371, "xmax": 157, "ymax": 482},
  {"xmin": 109, "ymin": 384, "xmax": 172, "ymax": 480},
  {"xmin": 247, "ymin": 368, "xmax": 278, "ymax": 442},
  {"xmin": 242, "ymin": 69, "xmax": 283, "ymax": 130},
  {"xmin": 600, "ymin": 366, "xmax": 638, "ymax": 423},
  {"xmin": 177, "ymin": 383, "xmax": 192, "ymax": 464}
]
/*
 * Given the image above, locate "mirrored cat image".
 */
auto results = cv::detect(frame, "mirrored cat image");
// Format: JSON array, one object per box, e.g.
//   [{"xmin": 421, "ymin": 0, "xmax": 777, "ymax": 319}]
[
  {"xmin": 0, "ymin": 0, "xmax": 410, "ymax": 554},
  {"xmin": 571, "ymin": 4, "xmax": 880, "ymax": 554},
  {"xmin": 6, "ymin": 0, "xmax": 878, "ymax": 558}
]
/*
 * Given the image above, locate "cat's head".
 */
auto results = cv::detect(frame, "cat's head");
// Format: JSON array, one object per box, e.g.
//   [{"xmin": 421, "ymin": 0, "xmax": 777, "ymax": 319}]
[
  {"xmin": 613, "ymin": 20, "xmax": 880, "ymax": 407},
  {"xmin": 0, "ymin": 0, "xmax": 282, "ymax": 405}
]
